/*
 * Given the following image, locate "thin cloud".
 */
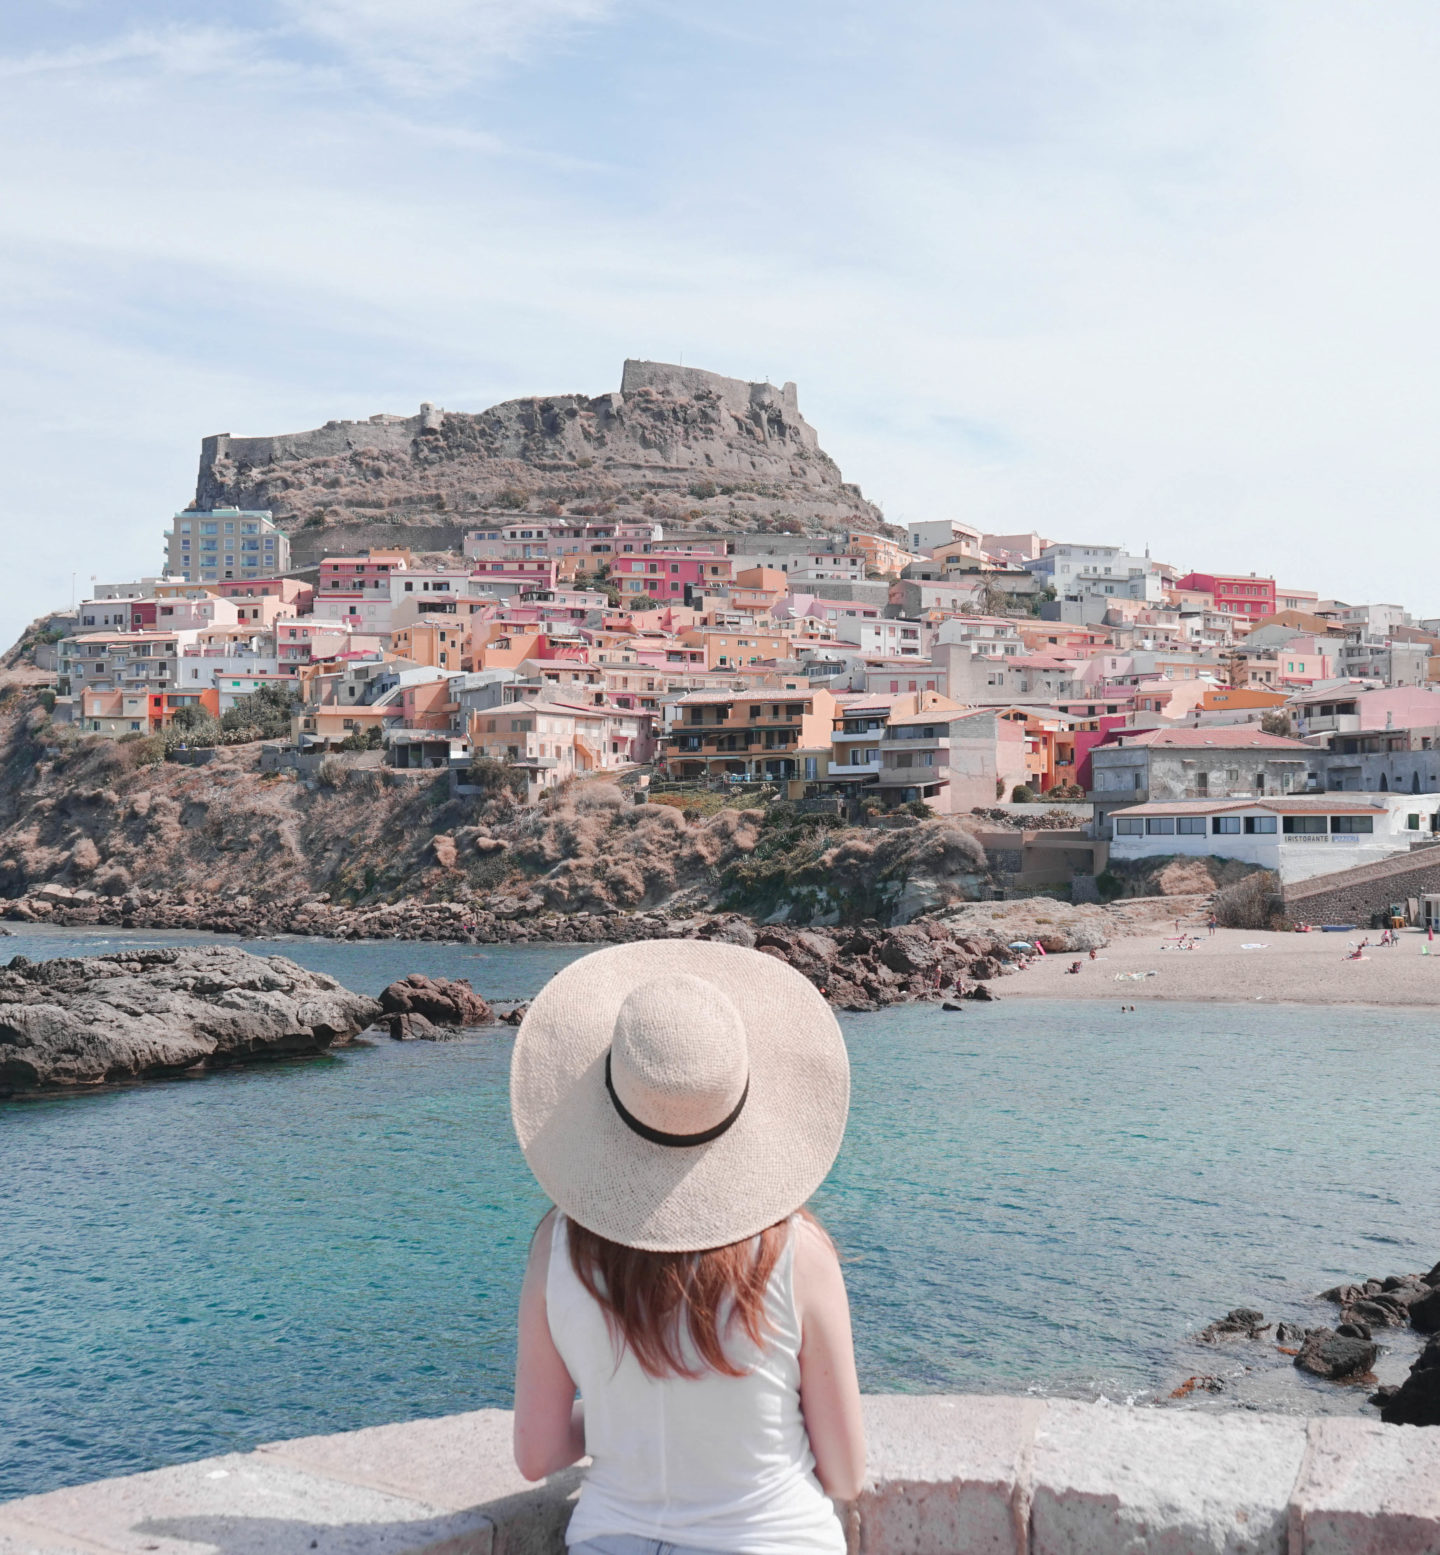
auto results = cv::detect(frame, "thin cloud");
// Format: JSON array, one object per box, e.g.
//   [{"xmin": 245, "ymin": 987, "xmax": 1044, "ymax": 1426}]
[{"xmin": 279, "ymin": 0, "xmax": 615, "ymax": 92}]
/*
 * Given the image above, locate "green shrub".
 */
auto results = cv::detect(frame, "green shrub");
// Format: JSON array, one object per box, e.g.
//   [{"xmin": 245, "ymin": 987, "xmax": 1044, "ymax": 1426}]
[
  {"xmin": 220, "ymin": 683, "xmax": 296, "ymax": 740},
  {"xmin": 466, "ymin": 757, "xmax": 528, "ymax": 798},
  {"xmin": 1095, "ymin": 870, "xmax": 1124, "ymax": 901},
  {"xmin": 1011, "ymin": 784, "xmax": 1037, "ymax": 803}
]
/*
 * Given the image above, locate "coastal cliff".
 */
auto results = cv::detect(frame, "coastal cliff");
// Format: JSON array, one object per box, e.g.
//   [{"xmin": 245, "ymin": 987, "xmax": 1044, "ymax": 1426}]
[{"xmin": 0, "ymin": 688, "xmax": 1197, "ymax": 957}]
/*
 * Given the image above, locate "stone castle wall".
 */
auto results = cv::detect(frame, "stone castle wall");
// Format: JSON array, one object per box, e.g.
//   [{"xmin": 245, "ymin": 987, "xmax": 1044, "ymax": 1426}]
[
  {"xmin": 621, "ymin": 358, "xmax": 800, "ymax": 415},
  {"xmin": 202, "ymin": 412, "xmax": 432, "ymax": 474}
]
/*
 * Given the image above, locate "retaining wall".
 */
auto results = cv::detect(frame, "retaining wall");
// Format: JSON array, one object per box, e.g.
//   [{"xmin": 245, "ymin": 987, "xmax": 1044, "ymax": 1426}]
[
  {"xmin": 2, "ymin": 1396, "xmax": 1437, "ymax": 1555},
  {"xmin": 1283, "ymin": 844, "xmax": 1440, "ymax": 925}
]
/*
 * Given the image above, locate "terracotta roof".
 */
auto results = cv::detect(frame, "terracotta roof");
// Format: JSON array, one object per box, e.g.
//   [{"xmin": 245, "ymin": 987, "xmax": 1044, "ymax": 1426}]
[
  {"xmin": 1111, "ymin": 797, "xmax": 1386, "ymax": 817},
  {"xmin": 673, "ymin": 689, "xmax": 813, "ymax": 704},
  {"xmin": 884, "ymin": 705, "xmax": 982, "ymax": 727},
  {"xmin": 1113, "ymin": 727, "xmax": 1310, "ymax": 749}
]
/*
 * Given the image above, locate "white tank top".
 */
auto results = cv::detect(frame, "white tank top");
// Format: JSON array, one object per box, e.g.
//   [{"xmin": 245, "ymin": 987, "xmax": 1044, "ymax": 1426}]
[{"xmin": 546, "ymin": 1213, "xmax": 845, "ymax": 1554}]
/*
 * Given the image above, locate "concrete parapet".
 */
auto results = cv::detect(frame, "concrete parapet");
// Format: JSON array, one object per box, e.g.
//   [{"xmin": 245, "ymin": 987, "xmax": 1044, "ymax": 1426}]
[{"xmin": 3, "ymin": 1398, "xmax": 1438, "ymax": 1555}]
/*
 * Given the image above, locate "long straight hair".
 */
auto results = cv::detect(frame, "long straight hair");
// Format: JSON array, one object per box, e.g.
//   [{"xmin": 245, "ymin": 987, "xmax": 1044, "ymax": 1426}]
[{"xmin": 564, "ymin": 1209, "xmax": 824, "ymax": 1380}]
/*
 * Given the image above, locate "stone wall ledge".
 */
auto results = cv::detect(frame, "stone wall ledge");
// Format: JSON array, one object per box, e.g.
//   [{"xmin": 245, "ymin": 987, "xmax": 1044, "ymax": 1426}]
[{"xmin": 2, "ymin": 1396, "xmax": 1438, "ymax": 1555}]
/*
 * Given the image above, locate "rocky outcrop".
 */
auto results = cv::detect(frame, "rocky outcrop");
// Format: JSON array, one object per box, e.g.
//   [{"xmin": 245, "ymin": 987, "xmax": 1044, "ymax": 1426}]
[
  {"xmin": 1197, "ymin": 1308, "xmax": 1270, "ymax": 1343},
  {"xmin": 1381, "ymin": 1336, "xmax": 1440, "ymax": 1426},
  {"xmin": 695, "ymin": 918, "xmax": 1010, "ymax": 1011},
  {"xmin": 1294, "ymin": 1328, "xmax": 1379, "ymax": 1380},
  {"xmin": 379, "ymin": 974, "xmax": 494, "ymax": 1027},
  {"xmin": 193, "ymin": 360, "xmax": 888, "ymax": 547},
  {"xmin": 2, "ymin": 889, "xmax": 1032, "ymax": 1012},
  {"xmin": 0, "ymin": 947, "xmax": 381, "ymax": 1096}
]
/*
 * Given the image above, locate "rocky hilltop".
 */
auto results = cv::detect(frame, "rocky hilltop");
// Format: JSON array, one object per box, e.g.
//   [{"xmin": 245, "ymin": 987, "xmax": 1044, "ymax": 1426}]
[{"xmin": 194, "ymin": 359, "xmax": 890, "ymax": 557}]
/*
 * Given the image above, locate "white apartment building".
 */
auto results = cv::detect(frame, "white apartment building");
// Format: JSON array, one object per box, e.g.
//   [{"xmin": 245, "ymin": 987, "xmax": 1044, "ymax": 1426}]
[
  {"xmin": 58, "ymin": 631, "xmax": 195, "ymax": 695},
  {"xmin": 166, "ymin": 509, "xmax": 290, "ymax": 584},
  {"xmin": 905, "ymin": 520, "xmax": 985, "ymax": 556},
  {"xmin": 933, "ymin": 615, "xmax": 1026, "ymax": 657},
  {"xmin": 832, "ymin": 618, "xmax": 930, "ymax": 656},
  {"xmin": 1109, "ymin": 794, "xmax": 1437, "ymax": 885},
  {"xmin": 77, "ymin": 598, "xmax": 145, "ymax": 632},
  {"xmin": 1032, "ymin": 543, "xmax": 1168, "ymax": 602}
]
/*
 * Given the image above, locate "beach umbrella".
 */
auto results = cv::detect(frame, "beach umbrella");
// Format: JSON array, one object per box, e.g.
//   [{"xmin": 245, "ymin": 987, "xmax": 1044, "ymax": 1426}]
[{"xmin": 1008, "ymin": 941, "xmax": 1035, "ymax": 950}]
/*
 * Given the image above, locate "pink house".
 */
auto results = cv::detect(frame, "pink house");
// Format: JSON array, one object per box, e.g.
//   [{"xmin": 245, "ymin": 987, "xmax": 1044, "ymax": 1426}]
[
  {"xmin": 777, "ymin": 593, "xmax": 882, "ymax": 625},
  {"xmin": 469, "ymin": 559, "xmax": 561, "ymax": 590},
  {"xmin": 613, "ymin": 553, "xmax": 731, "ymax": 600}
]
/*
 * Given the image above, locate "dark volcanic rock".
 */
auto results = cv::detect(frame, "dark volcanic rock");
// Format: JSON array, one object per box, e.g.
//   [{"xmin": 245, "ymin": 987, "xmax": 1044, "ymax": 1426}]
[
  {"xmin": 1410, "ymin": 1285, "xmax": 1440, "ymax": 1334},
  {"xmin": 1380, "ymin": 1337, "xmax": 1440, "ymax": 1427},
  {"xmin": 1294, "ymin": 1328, "xmax": 1379, "ymax": 1380},
  {"xmin": 0, "ymin": 948, "xmax": 382, "ymax": 1096},
  {"xmin": 1343, "ymin": 1298, "xmax": 1408, "ymax": 1329},
  {"xmin": 378, "ymin": 974, "xmax": 493, "ymax": 1027},
  {"xmin": 1198, "ymin": 1308, "xmax": 1270, "ymax": 1343}
]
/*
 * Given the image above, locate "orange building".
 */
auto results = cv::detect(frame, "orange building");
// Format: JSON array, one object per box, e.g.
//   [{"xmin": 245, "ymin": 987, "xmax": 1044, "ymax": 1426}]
[
  {"xmin": 678, "ymin": 626, "xmax": 796, "ymax": 670},
  {"xmin": 845, "ymin": 532, "xmax": 911, "ymax": 578},
  {"xmin": 78, "ymin": 686, "xmax": 220, "ymax": 736},
  {"xmin": 1200, "ymin": 685, "xmax": 1291, "ymax": 712},
  {"xmin": 662, "ymin": 688, "xmax": 837, "ymax": 781},
  {"xmin": 392, "ymin": 620, "xmax": 469, "ymax": 671}
]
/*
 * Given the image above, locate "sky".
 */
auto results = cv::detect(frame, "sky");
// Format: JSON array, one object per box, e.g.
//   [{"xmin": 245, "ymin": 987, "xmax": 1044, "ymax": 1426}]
[{"xmin": 4, "ymin": 0, "xmax": 1440, "ymax": 647}]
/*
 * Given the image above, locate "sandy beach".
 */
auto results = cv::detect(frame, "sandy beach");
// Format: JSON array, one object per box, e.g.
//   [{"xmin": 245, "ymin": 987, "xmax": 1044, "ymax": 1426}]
[{"xmin": 1006, "ymin": 924, "xmax": 1440, "ymax": 1006}]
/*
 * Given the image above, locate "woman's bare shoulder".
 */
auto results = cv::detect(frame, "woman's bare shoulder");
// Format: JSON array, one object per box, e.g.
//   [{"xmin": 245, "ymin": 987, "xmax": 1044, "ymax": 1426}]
[
  {"xmin": 792, "ymin": 1213, "xmax": 843, "ymax": 1287},
  {"xmin": 526, "ymin": 1208, "xmax": 560, "ymax": 1274}
]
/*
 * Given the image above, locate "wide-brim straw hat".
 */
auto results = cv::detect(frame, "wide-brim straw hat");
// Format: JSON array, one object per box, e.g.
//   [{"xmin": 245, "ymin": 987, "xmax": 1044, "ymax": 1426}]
[{"xmin": 511, "ymin": 940, "xmax": 850, "ymax": 1252}]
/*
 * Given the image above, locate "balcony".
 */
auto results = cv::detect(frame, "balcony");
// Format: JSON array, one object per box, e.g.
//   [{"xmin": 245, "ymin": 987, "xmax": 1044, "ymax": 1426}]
[
  {"xmin": 828, "ymin": 759, "xmax": 881, "ymax": 778},
  {"xmin": 873, "ymin": 766, "xmax": 947, "ymax": 788}
]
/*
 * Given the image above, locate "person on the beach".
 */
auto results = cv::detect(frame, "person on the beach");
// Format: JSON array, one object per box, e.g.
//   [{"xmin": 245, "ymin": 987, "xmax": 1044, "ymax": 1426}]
[
  {"xmin": 1207, "ymin": 915, "xmax": 1217, "ymax": 937},
  {"xmin": 510, "ymin": 942, "xmax": 864, "ymax": 1554}
]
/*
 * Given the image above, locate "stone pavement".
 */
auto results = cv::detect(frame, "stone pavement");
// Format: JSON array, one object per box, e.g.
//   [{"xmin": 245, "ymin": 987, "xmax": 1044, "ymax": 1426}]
[{"xmin": 2, "ymin": 1396, "xmax": 1438, "ymax": 1554}]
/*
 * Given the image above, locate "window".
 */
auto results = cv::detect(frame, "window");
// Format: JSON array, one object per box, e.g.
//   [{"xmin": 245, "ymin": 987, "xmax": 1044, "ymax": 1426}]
[
  {"xmin": 1408, "ymin": 814, "xmax": 1422, "ymax": 830},
  {"xmin": 1146, "ymin": 817, "xmax": 1175, "ymax": 834},
  {"xmin": 1331, "ymin": 815, "xmax": 1374, "ymax": 833},
  {"xmin": 1283, "ymin": 816, "xmax": 1326, "ymax": 834},
  {"xmin": 1213, "ymin": 816, "xmax": 1242, "ymax": 834},
  {"xmin": 1176, "ymin": 817, "xmax": 1207, "ymax": 835},
  {"xmin": 1245, "ymin": 816, "xmax": 1277, "ymax": 834},
  {"xmin": 1116, "ymin": 817, "xmax": 1144, "ymax": 835}
]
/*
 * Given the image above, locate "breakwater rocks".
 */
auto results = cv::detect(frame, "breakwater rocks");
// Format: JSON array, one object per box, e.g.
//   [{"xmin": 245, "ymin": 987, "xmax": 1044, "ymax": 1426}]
[
  {"xmin": 3, "ymin": 890, "xmax": 1027, "ymax": 1012},
  {"xmin": 1320, "ymin": 1259, "xmax": 1440, "ymax": 1426},
  {"xmin": 1193, "ymin": 1257, "xmax": 1440, "ymax": 1421},
  {"xmin": 0, "ymin": 947, "xmax": 382, "ymax": 1097}
]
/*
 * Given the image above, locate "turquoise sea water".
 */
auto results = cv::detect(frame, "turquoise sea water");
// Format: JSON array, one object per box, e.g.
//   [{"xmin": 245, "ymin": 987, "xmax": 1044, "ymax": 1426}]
[{"xmin": 1, "ymin": 925, "xmax": 1438, "ymax": 1500}]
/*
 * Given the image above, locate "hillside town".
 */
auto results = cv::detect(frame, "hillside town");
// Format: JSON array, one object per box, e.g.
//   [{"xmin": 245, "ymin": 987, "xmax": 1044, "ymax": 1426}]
[{"xmin": 21, "ymin": 504, "xmax": 1440, "ymax": 929}]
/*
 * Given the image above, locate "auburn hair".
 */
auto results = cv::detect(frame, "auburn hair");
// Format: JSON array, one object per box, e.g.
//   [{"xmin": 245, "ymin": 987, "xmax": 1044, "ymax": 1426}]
[{"xmin": 564, "ymin": 1210, "xmax": 823, "ymax": 1380}]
